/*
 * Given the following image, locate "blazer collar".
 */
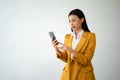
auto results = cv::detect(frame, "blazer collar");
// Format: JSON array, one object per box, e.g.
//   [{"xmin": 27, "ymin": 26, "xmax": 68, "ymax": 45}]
[{"xmin": 70, "ymin": 31, "xmax": 88, "ymax": 52}]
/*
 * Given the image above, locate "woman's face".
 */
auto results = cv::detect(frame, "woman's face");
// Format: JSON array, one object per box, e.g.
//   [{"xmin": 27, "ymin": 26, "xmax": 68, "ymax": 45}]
[{"xmin": 68, "ymin": 15, "xmax": 83, "ymax": 32}]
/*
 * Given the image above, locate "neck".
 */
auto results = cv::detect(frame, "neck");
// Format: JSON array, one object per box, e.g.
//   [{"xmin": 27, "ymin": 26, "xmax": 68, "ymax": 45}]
[{"xmin": 75, "ymin": 28, "xmax": 82, "ymax": 36}]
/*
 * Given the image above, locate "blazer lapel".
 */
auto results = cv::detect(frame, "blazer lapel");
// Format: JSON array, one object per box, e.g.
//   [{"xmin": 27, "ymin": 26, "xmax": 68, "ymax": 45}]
[
  {"xmin": 75, "ymin": 32, "xmax": 88, "ymax": 52},
  {"xmin": 67, "ymin": 35, "xmax": 73, "ymax": 48},
  {"xmin": 67, "ymin": 35, "xmax": 73, "ymax": 61}
]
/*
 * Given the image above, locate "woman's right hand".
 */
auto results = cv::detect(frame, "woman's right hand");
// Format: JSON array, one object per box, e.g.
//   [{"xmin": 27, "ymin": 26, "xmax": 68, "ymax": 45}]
[{"xmin": 51, "ymin": 39, "xmax": 61, "ymax": 56}]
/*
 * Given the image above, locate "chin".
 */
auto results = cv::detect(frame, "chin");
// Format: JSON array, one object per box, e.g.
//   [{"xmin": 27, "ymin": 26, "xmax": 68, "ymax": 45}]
[{"xmin": 71, "ymin": 27, "xmax": 77, "ymax": 31}]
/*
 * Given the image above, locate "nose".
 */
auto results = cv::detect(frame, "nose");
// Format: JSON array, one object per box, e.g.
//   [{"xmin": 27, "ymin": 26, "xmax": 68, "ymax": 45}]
[{"xmin": 70, "ymin": 23, "xmax": 74, "ymax": 27}]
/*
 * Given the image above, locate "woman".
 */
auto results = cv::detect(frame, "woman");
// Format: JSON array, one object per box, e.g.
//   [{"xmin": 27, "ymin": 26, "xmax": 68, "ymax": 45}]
[{"xmin": 51, "ymin": 9, "xmax": 96, "ymax": 80}]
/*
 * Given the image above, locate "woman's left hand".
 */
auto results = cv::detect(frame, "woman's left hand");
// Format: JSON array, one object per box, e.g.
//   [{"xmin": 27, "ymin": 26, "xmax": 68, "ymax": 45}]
[{"xmin": 58, "ymin": 42, "xmax": 69, "ymax": 51}]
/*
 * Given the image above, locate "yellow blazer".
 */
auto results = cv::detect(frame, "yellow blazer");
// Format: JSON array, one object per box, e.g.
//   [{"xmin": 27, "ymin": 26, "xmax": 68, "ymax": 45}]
[{"xmin": 57, "ymin": 31, "xmax": 96, "ymax": 80}]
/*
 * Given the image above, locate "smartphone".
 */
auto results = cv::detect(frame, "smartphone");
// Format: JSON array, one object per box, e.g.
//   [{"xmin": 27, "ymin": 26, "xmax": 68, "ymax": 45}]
[{"xmin": 48, "ymin": 31, "xmax": 57, "ymax": 41}]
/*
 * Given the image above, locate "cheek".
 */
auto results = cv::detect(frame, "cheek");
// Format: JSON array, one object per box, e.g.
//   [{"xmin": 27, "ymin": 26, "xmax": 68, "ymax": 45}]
[
  {"xmin": 77, "ymin": 21, "xmax": 82, "ymax": 26},
  {"xmin": 75, "ymin": 22, "xmax": 80, "ymax": 26}
]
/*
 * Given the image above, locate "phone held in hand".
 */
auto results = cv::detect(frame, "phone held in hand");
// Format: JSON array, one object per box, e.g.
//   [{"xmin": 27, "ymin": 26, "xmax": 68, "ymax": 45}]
[
  {"xmin": 48, "ymin": 31, "xmax": 59, "ymax": 44},
  {"xmin": 48, "ymin": 31, "xmax": 56, "ymax": 41}
]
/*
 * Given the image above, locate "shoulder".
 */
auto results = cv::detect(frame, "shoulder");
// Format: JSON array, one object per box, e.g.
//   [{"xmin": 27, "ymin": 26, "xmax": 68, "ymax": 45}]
[
  {"xmin": 83, "ymin": 31, "xmax": 96, "ymax": 38},
  {"xmin": 65, "ymin": 34, "xmax": 71, "ymax": 39}
]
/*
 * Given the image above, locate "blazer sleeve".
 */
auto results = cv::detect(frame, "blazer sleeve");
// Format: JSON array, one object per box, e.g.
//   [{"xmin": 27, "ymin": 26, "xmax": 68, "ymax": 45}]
[
  {"xmin": 73, "ymin": 33, "xmax": 96, "ymax": 65},
  {"xmin": 56, "ymin": 34, "xmax": 69, "ymax": 63}
]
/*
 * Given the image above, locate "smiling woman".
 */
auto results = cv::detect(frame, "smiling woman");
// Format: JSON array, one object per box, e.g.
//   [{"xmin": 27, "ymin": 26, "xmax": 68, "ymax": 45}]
[{"xmin": 51, "ymin": 9, "xmax": 96, "ymax": 80}]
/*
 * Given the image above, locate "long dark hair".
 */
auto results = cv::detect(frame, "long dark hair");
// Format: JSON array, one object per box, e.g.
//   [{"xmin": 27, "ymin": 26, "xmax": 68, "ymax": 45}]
[{"xmin": 68, "ymin": 9, "xmax": 90, "ymax": 32}]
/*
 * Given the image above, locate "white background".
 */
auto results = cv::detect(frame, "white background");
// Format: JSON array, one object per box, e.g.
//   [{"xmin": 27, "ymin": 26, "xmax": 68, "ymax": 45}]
[{"xmin": 0, "ymin": 0, "xmax": 120, "ymax": 80}]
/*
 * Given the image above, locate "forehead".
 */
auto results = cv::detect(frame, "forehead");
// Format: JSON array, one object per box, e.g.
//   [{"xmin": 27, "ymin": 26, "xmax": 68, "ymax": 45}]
[{"xmin": 68, "ymin": 15, "xmax": 79, "ymax": 19}]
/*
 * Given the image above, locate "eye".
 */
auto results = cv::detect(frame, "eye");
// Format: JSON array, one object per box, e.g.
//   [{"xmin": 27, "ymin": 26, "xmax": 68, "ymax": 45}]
[
  {"xmin": 69, "ymin": 19, "xmax": 76, "ymax": 23},
  {"xmin": 72, "ymin": 19, "xmax": 76, "ymax": 22}
]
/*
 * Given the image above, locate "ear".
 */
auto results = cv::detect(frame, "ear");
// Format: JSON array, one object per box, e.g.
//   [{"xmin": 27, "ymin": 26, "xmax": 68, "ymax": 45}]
[{"xmin": 81, "ymin": 18, "xmax": 84, "ymax": 23}]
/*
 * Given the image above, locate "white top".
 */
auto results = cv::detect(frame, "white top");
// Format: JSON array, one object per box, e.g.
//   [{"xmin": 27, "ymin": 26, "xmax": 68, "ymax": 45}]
[{"xmin": 71, "ymin": 29, "xmax": 84, "ymax": 58}]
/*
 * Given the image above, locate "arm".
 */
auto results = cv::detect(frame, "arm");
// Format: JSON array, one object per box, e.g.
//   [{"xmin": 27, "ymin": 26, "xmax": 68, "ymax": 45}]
[
  {"xmin": 56, "ymin": 34, "xmax": 70, "ymax": 63},
  {"xmin": 51, "ymin": 34, "xmax": 70, "ymax": 63},
  {"xmin": 56, "ymin": 50, "xmax": 68, "ymax": 63}
]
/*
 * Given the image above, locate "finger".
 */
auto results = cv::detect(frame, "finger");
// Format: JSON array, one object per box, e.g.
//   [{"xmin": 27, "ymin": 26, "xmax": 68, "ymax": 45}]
[
  {"xmin": 52, "ymin": 39, "xmax": 57, "ymax": 42},
  {"xmin": 55, "ymin": 41, "xmax": 58, "ymax": 45},
  {"xmin": 58, "ymin": 42, "xmax": 63, "ymax": 45},
  {"xmin": 53, "ymin": 39, "xmax": 58, "ymax": 44},
  {"xmin": 57, "ymin": 52, "xmax": 61, "ymax": 56},
  {"xmin": 58, "ymin": 46, "xmax": 63, "ymax": 49},
  {"xmin": 56, "ymin": 48, "xmax": 62, "ymax": 56},
  {"xmin": 52, "ymin": 39, "xmax": 57, "ymax": 46}
]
